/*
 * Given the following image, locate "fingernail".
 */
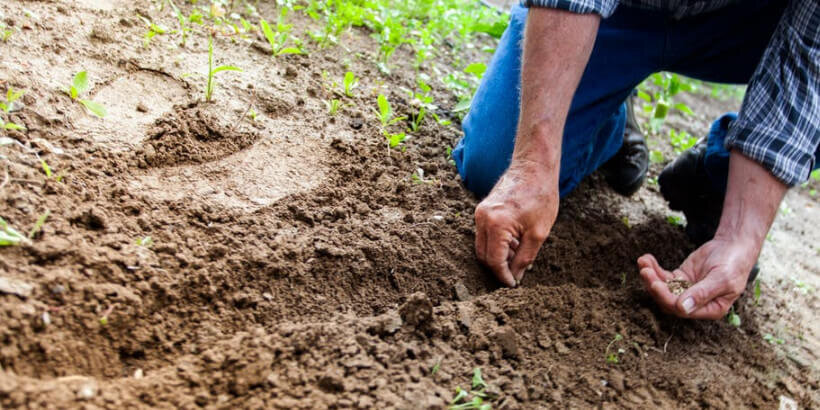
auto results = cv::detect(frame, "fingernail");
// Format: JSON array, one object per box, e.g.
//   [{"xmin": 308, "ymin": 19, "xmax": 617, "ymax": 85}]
[
  {"xmin": 682, "ymin": 297, "xmax": 695, "ymax": 314},
  {"xmin": 526, "ymin": 264, "xmax": 533, "ymax": 271}
]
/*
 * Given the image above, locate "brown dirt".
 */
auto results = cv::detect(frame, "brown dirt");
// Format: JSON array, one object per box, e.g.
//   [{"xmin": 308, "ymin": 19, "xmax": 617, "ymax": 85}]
[{"xmin": 0, "ymin": 1, "xmax": 817, "ymax": 409}]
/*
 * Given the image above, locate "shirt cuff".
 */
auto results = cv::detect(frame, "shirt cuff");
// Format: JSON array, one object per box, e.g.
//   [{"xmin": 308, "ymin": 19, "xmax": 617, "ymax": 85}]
[
  {"xmin": 725, "ymin": 120, "xmax": 816, "ymax": 187},
  {"xmin": 520, "ymin": 0, "xmax": 619, "ymax": 18}
]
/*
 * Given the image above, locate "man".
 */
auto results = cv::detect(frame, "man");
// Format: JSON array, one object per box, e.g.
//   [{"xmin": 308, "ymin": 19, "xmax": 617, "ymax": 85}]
[{"xmin": 452, "ymin": 0, "xmax": 819, "ymax": 320}]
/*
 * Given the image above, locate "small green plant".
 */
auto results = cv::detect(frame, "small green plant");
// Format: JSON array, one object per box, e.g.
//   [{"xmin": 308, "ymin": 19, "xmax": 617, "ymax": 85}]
[
  {"xmin": 0, "ymin": 22, "xmax": 13, "ymax": 42},
  {"xmin": 40, "ymin": 159, "xmax": 53, "ymax": 178},
  {"xmin": 374, "ymin": 94, "xmax": 407, "ymax": 149},
  {"xmin": 448, "ymin": 368, "xmax": 494, "ymax": 410},
  {"xmin": 65, "ymin": 71, "xmax": 106, "ymax": 118},
  {"xmin": 726, "ymin": 306, "xmax": 741, "ymax": 327},
  {"xmin": 763, "ymin": 333, "xmax": 785, "ymax": 345},
  {"xmin": 669, "ymin": 129, "xmax": 698, "ymax": 153},
  {"xmin": 605, "ymin": 333, "xmax": 624, "ymax": 364},
  {"xmin": 1, "ymin": 88, "xmax": 24, "ymax": 113},
  {"xmin": 342, "ymin": 71, "xmax": 358, "ymax": 97},
  {"xmin": 326, "ymin": 98, "xmax": 341, "ymax": 115},
  {"xmin": 136, "ymin": 236, "xmax": 154, "ymax": 247},
  {"xmin": 260, "ymin": 9, "xmax": 304, "ymax": 56},
  {"xmin": 638, "ymin": 73, "xmax": 696, "ymax": 134},
  {"xmin": 138, "ymin": 15, "xmax": 168, "ymax": 47},
  {"xmin": 205, "ymin": 36, "xmax": 242, "ymax": 102},
  {"xmin": 666, "ymin": 215, "xmax": 684, "ymax": 226},
  {"xmin": 28, "ymin": 210, "xmax": 50, "ymax": 239},
  {"xmin": 649, "ymin": 150, "xmax": 665, "ymax": 164},
  {"xmin": 431, "ymin": 361, "xmax": 441, "ymax": 376},
  {"xmin": 0, "ymin": 217, "xmax": 28, "ymax": 246}
]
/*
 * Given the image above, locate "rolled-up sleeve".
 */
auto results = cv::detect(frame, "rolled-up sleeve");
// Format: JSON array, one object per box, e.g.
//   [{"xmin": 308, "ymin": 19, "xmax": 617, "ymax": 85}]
[
  {"xmin": 725, "ymin": 0, "xmax": 820, "ymax": 186},
  {"xmin": 520, "ymin": 0, "xmax": 619, "ymax": 18}
]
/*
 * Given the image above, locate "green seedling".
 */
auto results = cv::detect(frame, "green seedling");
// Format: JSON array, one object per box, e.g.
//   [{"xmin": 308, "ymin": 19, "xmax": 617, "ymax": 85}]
[
  {"xmin": 326, "ymin": 99, "xmax": 341, "ymax": 115},
  {"xmin": 99, "ymin": 305, "xmax": 114, "ymax": 326},
  {"xmin": 666, "ymin": 215, "xmax": 684, "ymax": 226},
  {"xmin": 763, "ymin": 333, "xmax": 785, "ymax": 345},
  {"xmin": 260, "ymin": 9, "xmax": 304, "ymax": 56},
  {"xmin": 1, "ymin": 88, "xmax": 24, "ymax": 113},
  {"xmin": 166, "ymin": 0, "xmax": 193, "ymax": 46},
  {"xmin": 464, "ymin": 62, "xmax": 487, "ymax": 79},
  {"xmin": 726, "ymin": 306, "xmax": 741, "ymax": 327},
  {"xmin": 0, "ymin": 22, "xmax": 12, "ymax": 42},
  {"xmin": 669, "ymin": 129, "xmax": 698, "ymax": 153},
  {"xmin": 342, "ymin": 71, "xmax": 358, "ymax": 97},
  {"xmin": 649, "ymin": 150, "xmax": 665, "ymax": 164},
  {"xmin": 605, "ymin": 333, "xmax": 624, "ymax": 364},
  {"xmin": 0, "ymin": 217, "xmax": 28, "ymax": 246},
  {"xmin": 431, "ymin": 361, "xmax": 441, "ymax": 376},
  {"xmin": 65, "ymin": 71, "xmax": 106, "ymax": 118},
  {"xmin": 205, "ymin": 36, "xmax": 242, "ymax": 102},
  {"xmin": 248, "ymin": 108, "xmax": 258, "ymax": 121},
  {"xmin": 138, "ymin": 15, "xmax": 168, "ymax": 47},
  {"xmin": 374, "ymin": 94, "xmax": 407, "ymax": 149},
  {"xmin": 471, "ymin": 368, "xmax": 487, "ymax": 390},
  {"xmin": 639, "ymin": 73, "xmax": 696, "ymax": 134},
  {"xmin": 136, "ymin": 236, "xmax": 154, "ymax": 247},
  {"xmin": 28, "ymin": 210, "xmax": 50, "ymax": 239}
]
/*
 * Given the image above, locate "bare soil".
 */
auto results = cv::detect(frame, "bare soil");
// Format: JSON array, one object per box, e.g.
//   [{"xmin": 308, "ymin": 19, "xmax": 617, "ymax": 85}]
[{"xmin": 0, "ymin": 1, "xmax": 817, "ymax": 409}]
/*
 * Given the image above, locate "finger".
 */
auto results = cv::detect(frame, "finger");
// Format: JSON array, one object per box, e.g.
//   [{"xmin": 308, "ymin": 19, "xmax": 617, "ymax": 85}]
[
  {"xmin": 647, "ymin": 275, "xmax": 679, "ymax": 312},
  {"xmin": 637, "ymin": 254, "xmax": 674, "ymax": 281},
  {"xmin": 485, "ymin": 229, "xmax": 516, "ymax": 287},
  {"xmin": 686, "ymin": 299, "xmax": 732, "ymax": 320},
  {"xmin": 509, "ymin": 233, "xmax": 545, "ymax": 282},
  {"xmin": 677, "ymin": 274, "xmax": 731, "ymax": 318},
  {"xmin": 507, "ymin": 237, "xmax": 519, "ymax": 263},
  {"xmin": 475, "ymin": 217, "xmax": 487, "ymax": 263}
]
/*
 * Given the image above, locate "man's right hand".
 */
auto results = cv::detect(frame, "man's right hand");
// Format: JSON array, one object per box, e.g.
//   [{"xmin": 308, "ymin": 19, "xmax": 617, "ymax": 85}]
[{"xmin": 474, "ymin": 159, "xmax": 559, "ymax": 287}]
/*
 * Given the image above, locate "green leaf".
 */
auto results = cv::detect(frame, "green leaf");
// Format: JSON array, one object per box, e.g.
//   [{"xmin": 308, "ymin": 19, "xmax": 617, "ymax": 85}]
[
  {"xmin": 80, "ymin": 100, "xmax": 107, "ymax": 118},
  {"xmin": 653, "ymin": 102, "xmax": 669, "ymax": 119},
  {"xmin": 28, "ymin": 210, "xmax": 50, "ymax": 239},
  {"xmin": 276, "ymin": 47, "xmax": 303, "ymax": 55},
  {"xmin": 649, "ymin": 150, "xmax": 664, "ymax": 164},
  {"xmin": 4, "ymin": 122, "xmax": 24, "ymax": 130},
  {"xmin": 41, "ymin": 159, "xmax": 52, "ymax": 177},
  {"xmin": 753, "ymin": 279, "xmax": 761, "ymax": 304},
  {"xmin": 387, "ymin": 132, "xmax": 405, "ymax": 148},
  {"xmin": 72, "ymin": 71, "xmax": 89, "ymax": 96},
  {"xmin": 0, "ymin": 217, "xmax": 26, "ymax": 246},
  {"xmin": 727, "ymin": 311, "xmax": 741, "ymax": 327},
  {"xmin": 377, "ymin": 94, "xmax": 391, "ymax": 124},
  {"xmin": 471, "ymin": 368, "xmax": 487, "ymax": 390},
  {"xmin": 452, "ymin": 98, "xmax": 471, "ymax": 113},
  {"xmin": 211, "ymin": 65, "xmax": 242, "ymax": 74},
  {"xmin": 260, "ymin": 19, "xmax": 277, "ymax": 53},
  {"xmin": 70, "ymin": 85, "xmax": 78, "ymax": 100},
  {"xmin": 464, "ymin": 62, "xmax": 486, "ymax": 78},
  {"xmin": 673, "ymin": 102, "xmax": 694, "ymax": 116},
  {"xmin": 637, "ymin": 90, "xmax": 651, "ymax": 102}
]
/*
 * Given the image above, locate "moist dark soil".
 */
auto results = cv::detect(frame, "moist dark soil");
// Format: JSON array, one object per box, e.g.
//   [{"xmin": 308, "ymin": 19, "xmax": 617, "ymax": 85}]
[{"xmin": 0, "ymin": 1, "xmax": 817, "ymax": 408}]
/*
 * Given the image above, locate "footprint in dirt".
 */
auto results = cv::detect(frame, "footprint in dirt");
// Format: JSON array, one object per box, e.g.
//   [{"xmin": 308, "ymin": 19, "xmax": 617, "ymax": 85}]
[
  {"xmin": 131, "ymin": 104, "xmax": 334, "ymax": 211},
  {"xmin": 75, "ymin": 71, "xmax": 187, "ymax": 147}
]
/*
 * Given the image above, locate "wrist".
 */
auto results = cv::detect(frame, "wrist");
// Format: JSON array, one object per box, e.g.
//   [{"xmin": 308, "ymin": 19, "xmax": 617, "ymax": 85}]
[{"xmin": 511, "ymin": 120, "xmax": 562, "ymax": 173}]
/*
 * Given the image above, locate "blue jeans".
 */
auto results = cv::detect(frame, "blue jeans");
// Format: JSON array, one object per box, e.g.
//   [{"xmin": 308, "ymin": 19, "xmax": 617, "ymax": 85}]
[{"xmin": 453, "ymin": 0, "xmax": 787, "ymax": 198}]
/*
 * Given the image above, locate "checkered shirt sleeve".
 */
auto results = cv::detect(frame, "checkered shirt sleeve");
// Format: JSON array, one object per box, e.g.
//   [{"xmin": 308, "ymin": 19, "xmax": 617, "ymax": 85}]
[
  {"xmin": 520, "ymin": 0, "xmax": 620, "ymax": 17},
  {"xmin": 725, "ymin": 0, "xmax": 820, "ymax": 186}
]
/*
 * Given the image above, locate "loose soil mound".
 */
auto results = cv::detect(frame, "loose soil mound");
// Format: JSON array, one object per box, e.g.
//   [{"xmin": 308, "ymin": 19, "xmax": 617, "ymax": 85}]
[{"xmin": 0, "ymin": 1, "xmax": 817, "ymax": 408}]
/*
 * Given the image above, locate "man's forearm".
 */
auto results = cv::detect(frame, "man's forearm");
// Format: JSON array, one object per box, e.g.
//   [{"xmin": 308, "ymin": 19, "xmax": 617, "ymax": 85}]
[
  {"xmin": 514, "ymin": 8, "xmax": 600, "ymax": 176},
  {"xmin": 715, "ymin": 152, "xmax": 788, "ymax": 254}
]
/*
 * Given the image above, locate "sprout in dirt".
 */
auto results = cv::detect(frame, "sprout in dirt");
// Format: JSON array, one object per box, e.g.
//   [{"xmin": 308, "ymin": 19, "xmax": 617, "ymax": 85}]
[
  {"xmin": 205, "ymin": 36, "xmax": 242, "ymax": 102},
  {"xmin": 0, "ymin": 217, "xmax": 28, "ymax": 246},
  {"xmin": 326, "ymin": 99, "xmax": 341, "ymax": 116},
  {"xmin": 605, "ymin": 333, "xmax": 624, "ymax": 364},
  {"xmin": 260, "ymin": 9, "xmax": 304, "ymax": 56},
  {"xmin": 138, "ymin": 15, "xmax": 168, "ymax": 47},
  {"xmin": 753, "ymin": 279, "xmax": 761, "ymax": 304},
  {"xmin": 29, "ymin": 210, "xmax": 50, "ymax": 239},
  {"xmin": 136, "ymin": 236, "xmax": 154, "ymax": 247},
  {"xmin": 1, "ymin": 88, "xmax": 26, "ymax": 131},
  {"xmin": 65, "ymin": 71, "xmax": 106, "ymax": 118},
  {"xmin": 726, "ymin": 306, "xmax": 741, "ymax": 327},
  {"xmin": 343, "ymin": 71, "xmax": 358, "ymax": 97},
  {"xmin": 374, "ymin": 94, "xmax": 407, "ymax": 150}
]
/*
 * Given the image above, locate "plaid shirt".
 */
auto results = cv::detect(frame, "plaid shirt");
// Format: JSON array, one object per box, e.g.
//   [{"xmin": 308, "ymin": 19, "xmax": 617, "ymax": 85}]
[{"xmin": 522, "ymin": 0, "xmax": 820, "ymax": 186}]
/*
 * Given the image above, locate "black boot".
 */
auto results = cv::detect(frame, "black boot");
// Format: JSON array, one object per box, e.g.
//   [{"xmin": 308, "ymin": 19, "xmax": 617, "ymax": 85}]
[
  {"xmin": 602, "ymin": 95, "xmax": 649, "ymax": 196},
  {"xmin": 658, "ymin": 141, "xmax": 759, "ymax": 284}
]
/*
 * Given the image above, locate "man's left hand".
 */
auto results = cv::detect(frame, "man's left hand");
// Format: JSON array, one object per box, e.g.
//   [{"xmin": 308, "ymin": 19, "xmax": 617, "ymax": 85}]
[{"xmin": 636, "ymin": 235, "xmax": 758, "ymax": 319}]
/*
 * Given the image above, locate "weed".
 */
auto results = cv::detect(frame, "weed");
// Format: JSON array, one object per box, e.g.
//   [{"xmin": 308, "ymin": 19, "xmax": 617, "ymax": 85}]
[
  {"xmin": 0, "ymin": 217, "xmax": 28, "ymax": 246},
  {"xmin": 260, "ymin": 9, "xmax": 304, "ymax": 56},
  {"xmin": 65, "ymin": 71, "xmax": 106, "ymax": 118},
  {"xmin": 205, "ymin": 35, "xmax": 242, "ymax": 102},
  {"xmin": 605, "ymin": 333, "xmax": 624, "ymax": 364},
  {"xmin": 726, "ymin": 306, "xmax": 741, "ymax": 327},
  {"xmin": 342, "ymin": 71, "xmax": 358, "ymax": 97},
  {"xmin": 448, "ymin": 368, "xmax": 494, "ymax": 410},
  {"xmin": 638, "ymin": 72, "xmax": 696, "ymax": 134},
  {"xmin": 621, "ymin": 216, "xmax": 631, "ymax": 229},
  {"xmin": 28, "ymin": 210, "xmax": 50, "ymax": 239},
  {"xmin": 248, "ymin": 108, "xmax": 258, "ymax": 121},
  {"xmin": 40, "ymin": 159, "xmax": 52, "ymax": 178},
  {"xmin": 763, "ymin": 333, "xmax": 785, "ymax": 345},
  {"xmin": 1, "ymin": 88, "xmax": 26, "ymax": 132}
]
